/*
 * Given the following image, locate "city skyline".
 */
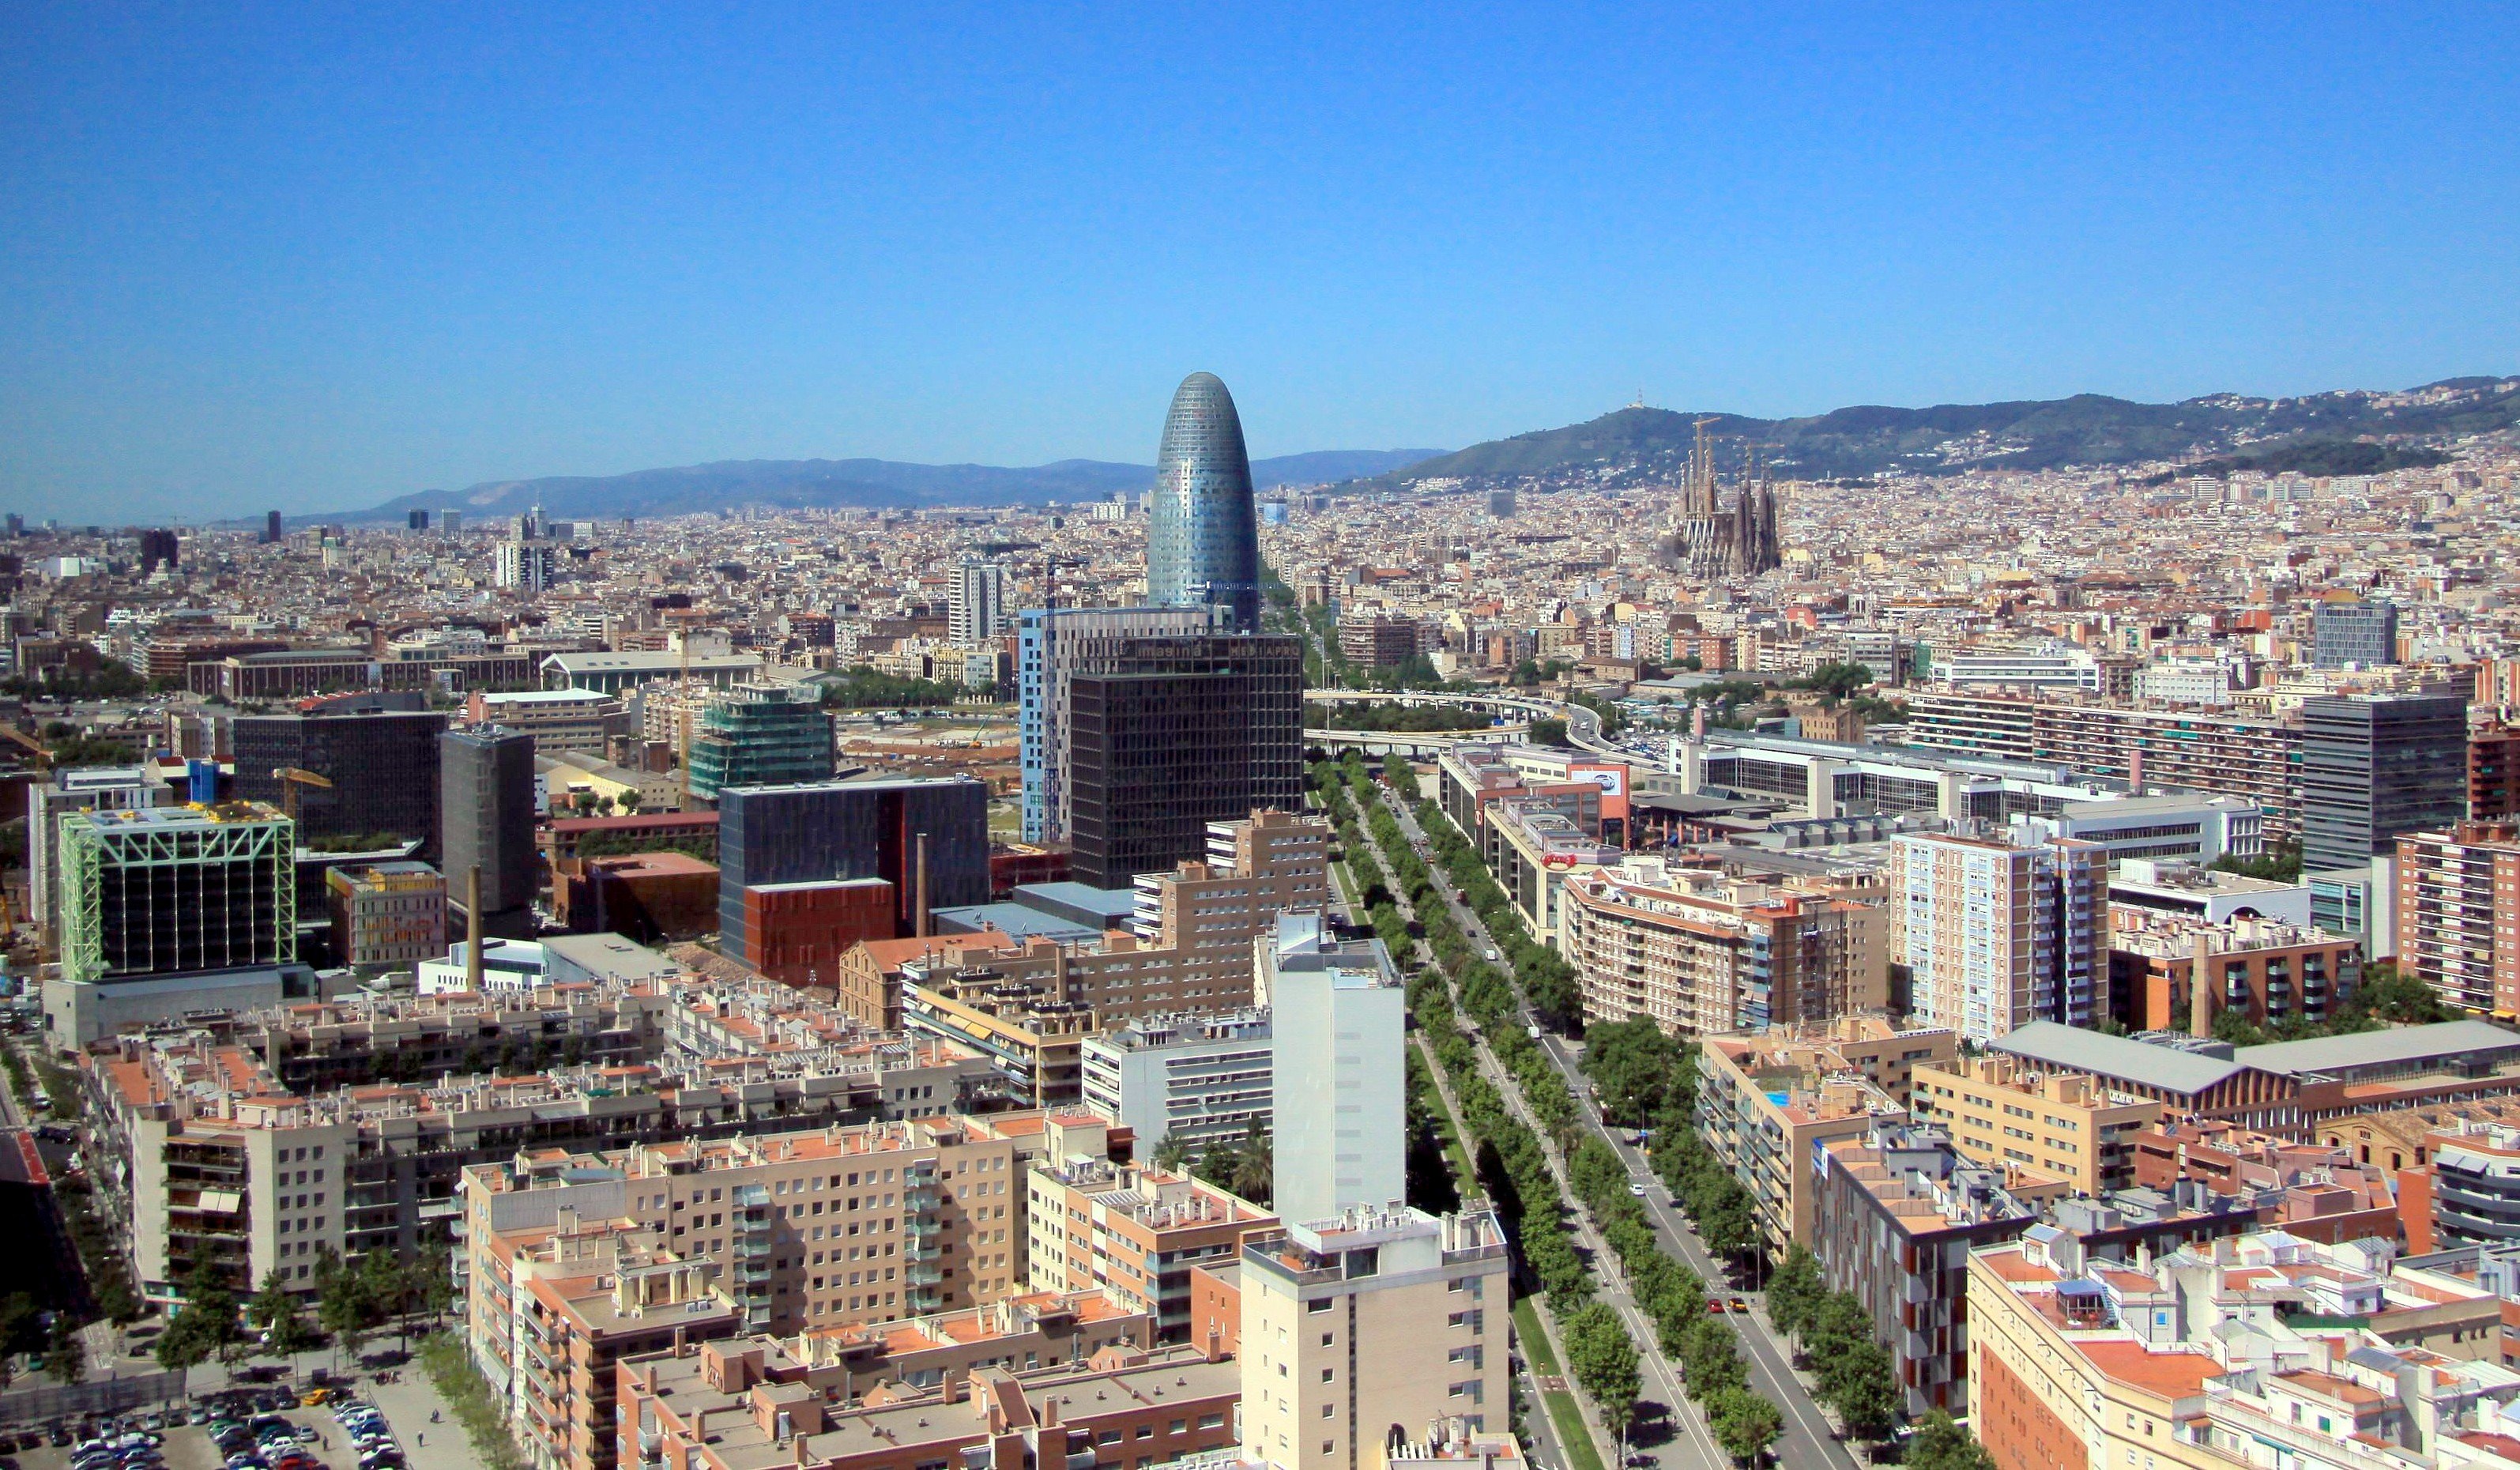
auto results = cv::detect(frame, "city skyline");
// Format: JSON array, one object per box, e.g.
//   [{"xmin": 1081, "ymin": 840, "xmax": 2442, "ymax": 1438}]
[{"xmin": 5, "ymin": 8, "xmax": 2517, "ymax": 519}]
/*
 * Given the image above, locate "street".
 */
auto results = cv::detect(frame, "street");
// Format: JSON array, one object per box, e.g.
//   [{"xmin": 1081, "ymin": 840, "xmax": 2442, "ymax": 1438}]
[{"xmin": 1373, "ymin": 784, "xmax": 1860, "ymax": 1470}]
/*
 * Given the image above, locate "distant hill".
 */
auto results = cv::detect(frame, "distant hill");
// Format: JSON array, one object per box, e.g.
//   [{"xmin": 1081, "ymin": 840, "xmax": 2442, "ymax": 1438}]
[
  {"xmin": 1372, "ymin": 377, "xmax": 2520, "ymax": 491},
  {"xmin": 309, "ymin": 447, "xmax": 1446, "ymax": 525}
]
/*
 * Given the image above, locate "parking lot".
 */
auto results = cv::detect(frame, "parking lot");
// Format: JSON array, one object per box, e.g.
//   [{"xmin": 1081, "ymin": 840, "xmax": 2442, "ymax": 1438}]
[{"xmin": 0, "ymin": 1386, "xmax": 416, "ymax": 1470}]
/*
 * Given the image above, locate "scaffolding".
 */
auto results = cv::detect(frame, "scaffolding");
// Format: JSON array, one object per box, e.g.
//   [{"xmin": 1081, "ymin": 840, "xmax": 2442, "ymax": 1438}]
[{"xmin": 59, "ymin": 807, "xmax": 296, "ymax": 985}]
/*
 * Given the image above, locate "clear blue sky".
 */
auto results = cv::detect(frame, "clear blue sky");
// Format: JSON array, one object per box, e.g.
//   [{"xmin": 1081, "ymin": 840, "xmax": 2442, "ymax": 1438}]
[{"xmin": 4, "ymin": 5, "xmax": 2515, "ymax": 521}]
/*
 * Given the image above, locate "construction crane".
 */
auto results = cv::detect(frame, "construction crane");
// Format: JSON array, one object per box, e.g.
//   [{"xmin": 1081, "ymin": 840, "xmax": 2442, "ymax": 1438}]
[{"xmin": 272, "ymin": 767, "xmax": 333, "ymax": 821}]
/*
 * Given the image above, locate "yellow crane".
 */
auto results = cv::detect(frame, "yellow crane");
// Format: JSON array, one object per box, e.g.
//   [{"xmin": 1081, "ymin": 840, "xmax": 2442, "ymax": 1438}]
[{"xmin": 272, "ymin": 767, "xmax": 333, "ymax": 821}]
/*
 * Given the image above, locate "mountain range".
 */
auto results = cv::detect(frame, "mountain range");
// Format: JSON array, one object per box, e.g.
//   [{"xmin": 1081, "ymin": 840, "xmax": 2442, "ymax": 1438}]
[
  {"xmin": 289, "ymin": 375, "xmax": 2518, "ymax": 526},
  {"xmin": 1373, "ymin": 375, "xmax": 2520, "ymax": 490},
  {"xmin": 314, "ymin": 448, "xmax": 1446, "ymax": 525}
]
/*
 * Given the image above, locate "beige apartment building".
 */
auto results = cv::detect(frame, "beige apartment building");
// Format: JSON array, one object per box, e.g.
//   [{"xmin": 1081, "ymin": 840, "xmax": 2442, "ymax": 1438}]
[
  {"xmin": 1023, "ymin": 1159, "xmax": 1274, "ymax": 1341},
  {"xmin": 1908, "ymin": 1054, "xmax": 2163, "ymax": 1197},
  {"xmin": 1694, "ymin": 1019, "xmax": 1959, "ymax": 1251},
  {"xmin": 1558, "ymin": 857, "xmax": 1885, "ymax": 1035},
  {"xmin": 461, "ymin": 1114, "xmax": 1034, "ymax": 1354},
  {"xmin": 1237, "ymin": 1207, "xmax": 1513, "ymax": 1470}
]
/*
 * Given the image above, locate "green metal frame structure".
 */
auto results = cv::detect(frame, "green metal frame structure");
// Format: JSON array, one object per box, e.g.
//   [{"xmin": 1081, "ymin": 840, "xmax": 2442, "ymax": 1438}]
[{"xmin": 59, "ymin": 812, "xmax": 296, "ymax": 984}]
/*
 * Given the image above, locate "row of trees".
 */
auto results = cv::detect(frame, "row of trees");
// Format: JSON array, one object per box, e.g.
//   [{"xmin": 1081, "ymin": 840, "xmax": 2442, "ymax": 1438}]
[
  {"xmin": 1763, "ymin": 1249, "xmax": 1902, "ymax": 1442},
  {"xmin": 154, "ymin": 1245, "xmax": 453, "ymax": 1374},
  {"xmin": 1313, "ymin": 759, "xmax": 1634, "ymax": 1448}
]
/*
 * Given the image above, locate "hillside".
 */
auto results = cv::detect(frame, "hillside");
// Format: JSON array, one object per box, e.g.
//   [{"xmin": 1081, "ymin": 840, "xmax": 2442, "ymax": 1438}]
[
  {"xmin": 1376, "ymin": 377, "xmax": 2519, "ymax": 491},
  {"xmin": 324, "ymin": 447, "xmax": 1448, "ymax": 524}
]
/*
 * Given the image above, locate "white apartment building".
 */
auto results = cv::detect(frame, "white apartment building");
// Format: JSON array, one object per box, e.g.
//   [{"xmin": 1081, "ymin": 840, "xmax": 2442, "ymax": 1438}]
[
  {"xmin": 1890, "ymin": 832, "xmax": 2108, "ymax": 1042},
  {"xmin": 1263, "ymin": 913, "xmax": 1404, "ymax": 1227},
  {"xmin": 1080, "ymin": 1008, "xmax": 1272, "ymax": 1153}
]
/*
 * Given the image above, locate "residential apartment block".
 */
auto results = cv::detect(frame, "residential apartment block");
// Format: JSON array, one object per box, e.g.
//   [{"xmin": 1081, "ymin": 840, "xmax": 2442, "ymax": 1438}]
[
  {"xmin": 1908, "ymin": 1054, "xmax": 2164, "ymax": 1197},
  {"xmin": 2397, "ymin": 822, "xmax": 2520, "ymax": 1015},
  {"xmin": 1891, "ymin": 831, "xmax": 2108, "ymax": 1042},
  {"xmin": 1558, "ymin": 856, "xmax": 1885, "ymax": 1036},
  {"xmin": 1022, "ymin": 1160, "xmax": 1274, "ymax": 1341}
]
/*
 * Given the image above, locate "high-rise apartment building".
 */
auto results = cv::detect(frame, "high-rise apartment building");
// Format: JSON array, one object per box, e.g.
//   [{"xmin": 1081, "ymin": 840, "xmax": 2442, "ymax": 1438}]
[
  {"xmin": 1890, "ymin": 832, "xmax": 2108, "ymax": 1042},
  {"xmin": 1145, "ymin": 371, "xmax": 1263, "ymax": 632},
  {"xmin": 442, "ymin": 725, "xmax": 540, "ymax": 923},
  {"xmin": 1558, "ymin": 857, "xmax": 1886, "ymax": 1035},
  {"xmin": 1067, "ymin": 633, "xmax": 1305, "ymax": 888},
  {"xmin": 2301, "ymin": 693, "xmax": 2470, "ymax": 875},
  {"xmin": 1080, "ymin": 1009, "xmax": 1274, "ymax": 1155},
  {"xmin": 2396, "ymin": 821, "xmax": 2520, "ymax": 1014},
  {"xmin": 2311, "ymin": 597, "xmax": 2399, "ymax": 668},
  {"xmin": 495, "ymin": 539, "xmax": 555, "ymax": 593},
  {"xmin": 1236, "ymin": 1207, "xmax": 1512, "ymax": 1470},
  {"xmin": 1018, "ymin": 605, "xmax": 1222, "ymax": 843},
  {"xmin": 717, "ymin": 776, "xmax": 991, "ymax": 966},
  {"xmin": 1265, "ymin": 913, "xmax": 1405, "ymax": 1227},
  {"xmin": 684, "ymin": 681, "xmax": 834, "ymax": 802},
  {"xmin": 948, "ymin": 556, "xmax": 1008, "ymax": 644},
  {"xmin": 233, "ymin": 708, "xmax": 448, "ymax": 850}
]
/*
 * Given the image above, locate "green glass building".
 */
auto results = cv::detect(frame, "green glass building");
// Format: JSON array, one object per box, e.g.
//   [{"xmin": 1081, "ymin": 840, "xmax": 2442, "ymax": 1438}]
[{"xmin": 687, "ymin": 681, "xmax": 834, "ymax": 803}]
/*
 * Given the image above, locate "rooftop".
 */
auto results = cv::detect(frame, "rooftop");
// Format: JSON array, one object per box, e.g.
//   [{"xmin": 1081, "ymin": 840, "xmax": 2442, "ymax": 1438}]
[{"xmin": 1993, "ymin": 1020, "xmax": 2251, "ymax": 1098}]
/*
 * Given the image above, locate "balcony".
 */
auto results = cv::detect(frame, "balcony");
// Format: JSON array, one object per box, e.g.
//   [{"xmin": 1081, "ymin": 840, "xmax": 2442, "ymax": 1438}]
[{"xmin": 906, "ymin": 1263, "xmax": 944, "ymax": 1286}]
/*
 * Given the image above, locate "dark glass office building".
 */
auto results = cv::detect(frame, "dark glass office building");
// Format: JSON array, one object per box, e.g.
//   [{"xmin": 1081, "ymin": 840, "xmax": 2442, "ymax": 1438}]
[
  {"xmin": 233, "ymin": 710, "xmax": 449, "ymax": 851},
  {"xmin": 440, "ymin": 726, "xmax": 538, "ymax": 917},
  {"xmin": 717, "ymin": 776, "xmax": 991, "ymax": 965},
  {"xmin": 2300, "ymin": 693, "xmax": 2469, "ymax": 874},
  {"xmin": 1145, "ymin": 372, "xmax": 1264, "ymax": 633},
  {"xmin": 1065, "ymin": 634, "xmax": 1304, "ymax": 889}
]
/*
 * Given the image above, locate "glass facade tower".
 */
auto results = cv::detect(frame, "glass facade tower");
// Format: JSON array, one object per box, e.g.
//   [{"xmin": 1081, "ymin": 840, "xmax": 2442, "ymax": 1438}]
[{"xmin": 1145, "ymin": 371, "xmax": 1263, "ymax": 632}]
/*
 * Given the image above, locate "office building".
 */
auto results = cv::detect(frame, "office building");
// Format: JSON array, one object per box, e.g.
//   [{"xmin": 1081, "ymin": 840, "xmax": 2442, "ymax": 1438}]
[
  {"xmin": 1891, "ymin": 832, "xmax": 2109, "ymax": 1041},
  {"xmin": 1695, "ymin": 1019, "xmax": 1957, "ymax": 1251},
  {"xmin": 1812, "ymin": 1121, "xmax": 2038, "ymax": 1418},
  {"xmin": 465, "ymin": 687, "xmax": 628, "ymax": 758},
  {"xmin": 325, "ymin": 861, "xmax": 447, "ymax": 967},
  {"xmin": 2474, "ymin": 722, "xmax": 2520, "ymax": 820},
  {"xmin": 137, "ymin": 528, "xmax": 179, "ymax": 575},
  {"xmin": 1908, "ymin": 1054, "xmax": 2163, "ymax": 1196},
  {"xmin": 1145, "ymin": 371, "xmax": 1263, "ymax": 632},
  {"xmin": 2301, "ymin": 693, "xmax": 2470, "ymax": 874},
  {"xmin": 1023, "ymin": 1156, "xmax": 1275, "ymax": 1340},
  {"xmin": 232, "ymin": 707, "xmax": 449, "ymax": 850},
  {"xmin": 718, "ymin": 776, "xmax": 991, "ymax": 965},
  {"xmin": 2312, "ymin": 597, "xmax": 2400, "ymax": 668},
  {"xmin": 405, "ymin": 509, "xmax": 430, "ymax": 531},
  {"xmin": 443, "ymin": 725, "xmax": 540, "ymax": 923},
  {"xmin": 1235, "ymin": 1206, "xmax": 1513, "ymax": 1470},
  {"xmin": 539, "ymin": 649, "xmax": 765, "ymax": 696},
  {"xmin": 1901, "ymin": 692, "xmax": 2304, "ymax": 838},
  {"xmin": 685, "ymin": 681, "xmax": 834, "ymax": 802},
  {"xmin": 1080, "ymin": 1009, "xmax": 1274, "ymax": 1155},
  {"xmin": 2008, "ymin": 792, "xmax": 2265, "ymax": 866},
  {"xmin": 44, "ymin": 802, "xmax": 322, "ymax": 1044},
  {"xmin": 1016, "ymin": 604, "xmax": 1226, "ymax": 844},
  {"xmin": 28, "ymin": 763, "xmax": 168, "ymax": 950},
  {"xmin": 2397, "ymin": 821, "xmax": 2520, "ymax": 1014},
  {"xmin": 1265, "ymin": 913, "xmax": 1406, "ymax": 1227},
  {"xmin": 742, "ymin": 878, "xmax": 897, "ymax": 989},
  {"xmin": 1066, "ymin": 633, "xmax": 1305, "ymax": 888},
  {"xmin": 1558, "ymin": 857, "xmax": 1886, "ymax": 1035},
  {"xmin": 496, "ymin": 540, "xmax": 556, "ymax": 594},
  {"xmin": 948, "ymin": 556, "xmax": 1008, "ymax": 644},
  {"xmin": 262, "ymin": 510, "xmax": 283, "ymax": 543}
]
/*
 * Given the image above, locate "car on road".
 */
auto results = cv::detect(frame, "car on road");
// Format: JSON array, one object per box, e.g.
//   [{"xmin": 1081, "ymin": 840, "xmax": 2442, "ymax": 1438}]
[
  {"xmin": 1727, "ymin": 1296, "xmax": 1749, "ymax": 1314},
  {"xmin": 1628, "ymin": 1182, "xmax": 1646, "ymax": 1197}
]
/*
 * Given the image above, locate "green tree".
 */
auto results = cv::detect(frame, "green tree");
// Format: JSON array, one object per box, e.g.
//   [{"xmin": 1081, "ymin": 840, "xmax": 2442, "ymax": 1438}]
[
  {"xmin": 410, "ymin": 1245, "xmax": 456, "ymax": 1325},
  {"xmin": 249, "ymin": 1268, "xmax": 314, "ymax": 1358},
  {"xmin": 1764, "ymin": 1245, "xmax": 1821, "ymax": 1340},
  {"xmin": 1151, "ymin": 1133, "xmax": 1194, "ymax": 1174},
  {"xmin": 156, "ymin": 1258, "xmax": 238, "ymax": 1374},
  {"xmin": 1562, "ymin": 1302, "xmax": 1640, "ymax": 1434},
  {"xmin": 1907, "ymin": 1410, "xmax": 1998, "ymax": 1470},
  {"xmin": 1821, "ymin": 1339, "xmax": 1901, "ymax": 1442},
  {"xmin": 1708, "ymin": 1386, "xmax": 1780, "ymax": 1464},
  {"xmin": 46, "ymin": 1314, "xmax": 85, "ymax": 1385}
]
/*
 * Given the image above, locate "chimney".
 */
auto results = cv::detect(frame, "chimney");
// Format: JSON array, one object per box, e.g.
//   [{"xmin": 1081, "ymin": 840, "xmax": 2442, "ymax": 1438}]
[
  {"xmin": 466, "ymin": 865, "xmax": 485, "ymax": 991},
  {"xmin": 2190, "ymin": 929, "xmax": 2213, "ymax": 1038},
  {"xmin": 673, "ymin": 1325, "xmax": 688, "ymax": 1355},
  {"xmin": 793, "ymin": 1434, "xmax": 810, "ymax": 1468},
  {"xmin": 915, "ymin": 832, "xmax": 931, "ymax": 939}
]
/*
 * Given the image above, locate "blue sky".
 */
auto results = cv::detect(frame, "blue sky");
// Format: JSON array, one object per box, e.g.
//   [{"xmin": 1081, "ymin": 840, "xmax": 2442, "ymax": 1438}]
[{"xmin": 3, "ymin": 5, "xmax": 2515, "ymax": 520}]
